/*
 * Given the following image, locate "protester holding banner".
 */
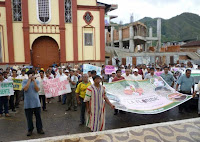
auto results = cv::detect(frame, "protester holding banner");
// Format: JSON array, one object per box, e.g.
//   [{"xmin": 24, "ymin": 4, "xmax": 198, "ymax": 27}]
[
  {"xmin": 193, "ymin": 81, "xmax": 200, "ymax": 116},
  {"xmin": 176, "ymin": 69, "xmax": 194, "ymax": 113},
  {"xmin": 144, "ymin": 68, "xmax": 157, "ymax": 79},
  {"xmin": 109, "ymin": 72, "xmax": 116, "ymax": 83},
  {"xmin": 112, "ymin": 70, "xmax": 125, "ymax": 115},
  {"xmin": 84, "ymin": 75, "xmax": 115, "ymax": 132},
  {"xmin": 62, "ymin": 70, "xmax": 70, "ymax": 105},
  {"xmin": 122, "ymin": 69, "xmax": 134, "ymax": 80},
  {"xmin": 8, "ymin": 69, "xmax": 20, "ymax": 112},
  {"xmin": 0, "ymin": 72, "xmax": 10, "ymax": 117},
  {"xmin": 22, "ymin": 70, "xmax": 44, "ymax": 136},
  {"xmin": 66, "ymin": 70, "xmax": 78, "ymax": 111},
  {"xmin": 56, "ymin": 68, "xmax": 66, "ymax": 102},
  {"xmin": 161, "ymin": 67, "xmax": 175, "ymax": 87},
  {"xmin": 75, "ymin": 74, "xmax": 91, "ymax": 125},
  {"xmin": 37, "ymin": 70, "xmax": 48, "ymax": 111},
  {"xmin": 132, "ymin": 69, "xmax": 143, "ymax": 81}
]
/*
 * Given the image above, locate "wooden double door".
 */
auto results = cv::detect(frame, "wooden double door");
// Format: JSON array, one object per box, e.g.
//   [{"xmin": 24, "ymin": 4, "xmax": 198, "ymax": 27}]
[{"xmin": 32, "ymin": 36, "xmax": 60, "ymax": 70}]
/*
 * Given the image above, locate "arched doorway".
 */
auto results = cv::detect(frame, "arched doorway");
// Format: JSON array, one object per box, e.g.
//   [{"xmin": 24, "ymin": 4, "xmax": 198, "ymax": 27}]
[{"xmin": 32, "ymin": 36, "xmax": 59, "ymax": 70}]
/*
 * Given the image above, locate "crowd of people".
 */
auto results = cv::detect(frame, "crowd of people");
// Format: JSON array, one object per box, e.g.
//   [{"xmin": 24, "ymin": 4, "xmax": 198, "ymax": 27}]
[{"xmin": 0, "ymin": 61, "xmax": 199, "ymax": 136}]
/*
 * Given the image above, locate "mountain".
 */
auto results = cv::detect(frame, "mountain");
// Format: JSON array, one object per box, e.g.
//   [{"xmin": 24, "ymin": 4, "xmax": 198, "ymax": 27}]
[{"xmin": 139, "ymin": 12, "xmax": 200, "ymax": 42}]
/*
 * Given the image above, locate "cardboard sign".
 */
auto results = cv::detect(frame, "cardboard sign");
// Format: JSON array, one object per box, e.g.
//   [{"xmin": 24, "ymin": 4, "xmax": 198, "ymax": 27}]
[
  {"xmin": 43, "ymin": 76, "xmax": 72, "ymax": 98},
  {"xmin": 83, "ymin": 64, "xmax": 101, "ymax": 75},
  {"xmin": 13, "ymin": 79, "xmax": 23, "ymax": 90},
  {"xmin": 0, "ymin": 81, "xmax": 14, "ymax": 96},
  {"xmin": 105, "ymin": 65, "xmax": 116, "ymax": 75}
]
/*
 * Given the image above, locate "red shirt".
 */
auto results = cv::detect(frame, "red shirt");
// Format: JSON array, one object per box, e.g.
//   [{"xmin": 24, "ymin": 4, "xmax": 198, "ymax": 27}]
[{"xmin": 112, "ymin": 76, "xmax": 125, "ymax": 82}]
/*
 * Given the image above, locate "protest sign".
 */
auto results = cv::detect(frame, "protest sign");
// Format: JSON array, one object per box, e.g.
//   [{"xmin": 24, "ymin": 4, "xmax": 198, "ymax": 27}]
[
  {"xmin": 13, "ymin": 79, "xmax": 23, "ymax": 90},
  {"xmin": 104, "ymin": 77, "xmax": 192, "ymax": 114},
  {"xmin": 155, "ymin": 71, "xmax": 163, "ymax": 77},
  {"xmin": 121, "ymin": 69, "xmax": 125, "ymax": 74},
  {"xmin": 83, "ymin": 64, "xmax": 101, "ymax": 75},
  {"xmin": 43, "ymin": 76, "xmax": 71, "ymax": 98},
  {"xmin": 105, "ymin": 65, "xmax": 116, "ymax": 75},
  {"xmin": 0, "ymin": 81, "xmax": 14, "ymax": 96}
]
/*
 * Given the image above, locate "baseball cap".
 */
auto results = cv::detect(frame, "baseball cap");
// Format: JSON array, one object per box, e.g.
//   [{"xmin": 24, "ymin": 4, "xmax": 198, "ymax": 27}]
[{"xmin": 133, "ymin": 69, "xmax": 139, "ymax": 72}]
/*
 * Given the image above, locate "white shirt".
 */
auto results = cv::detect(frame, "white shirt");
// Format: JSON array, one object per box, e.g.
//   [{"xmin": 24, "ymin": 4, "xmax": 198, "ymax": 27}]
[
  {"xmin": 36, "ymin": 77, "xmax": 48, "ymax": 95},
  {"xmin": 122, "ymin": 74, "xmax": 134, "ymax": 80},
  {"xmin": 109, "ymin": 77, "xmax": 114, "ymax": 83},
  {"xmin": 18, "ymin": 74, "xmax": 28, "ymax": 80},
  {"xmin": 56, "ymin": 73, "xmax": 66, "ymax": 78},
  {"xmin": 142, "ymin": 69, "xmax": 148, "ymax": 75},
  {"xmin": 195, "ymin": 81, "xmax": 200, "ymax": 92},
  {"xmin": 132, "ymin": 74, "xmax": 143, "ymax": 81}
]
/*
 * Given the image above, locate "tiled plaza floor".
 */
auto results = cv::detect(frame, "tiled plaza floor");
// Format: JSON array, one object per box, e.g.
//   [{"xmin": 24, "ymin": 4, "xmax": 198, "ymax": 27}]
[{"xmin": 22, "ymin": 117, "xmax": 200, "ymax": 142}]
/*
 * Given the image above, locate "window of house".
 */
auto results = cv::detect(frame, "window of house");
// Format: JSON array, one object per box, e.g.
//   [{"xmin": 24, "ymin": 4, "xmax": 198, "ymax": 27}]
[
  {"xmin": 12, "ymin": 0, "xmax": 22, "ymax": 21},
  {"xmin": 37, "ymin": 0, "xmax": 51, "ymax": 23},
  {"xmin": 65, "ymin": 0, "xmax": 72, "ymax": 23},
  {"xmin": 84, "ymin": 33, "xmax": 93, "ymax": 46}
]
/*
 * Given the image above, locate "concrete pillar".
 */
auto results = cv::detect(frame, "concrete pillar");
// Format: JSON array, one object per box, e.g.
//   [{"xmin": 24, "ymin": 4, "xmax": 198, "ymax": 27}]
[
  {"xmin": 119, "ymin": 28, "xmax": 123, "ymax": 49},
  {"xmin": 111, "ymin": 26, "xmax": 115, "ymax": 47},
  {"xmin": 129, "ymin": 25, "xmax": 134, "ymax": 52},
  {"xmin": 157, "ymin": 18, "xmax": 161, "ymax": 52},
  {"xmin": 149, "ymin": 27, "xmax": 153, "ymax": 47},
  {"xmin": 144, "ymin": 43, "xmax": 148, "ymax": 52},
  {"xmin": 105, "ymin": 29, "xmax": 108, "ymax": 45},
  {"xmin": 149, "ymin": 27, "xmax": 153, "ymax": 37}
]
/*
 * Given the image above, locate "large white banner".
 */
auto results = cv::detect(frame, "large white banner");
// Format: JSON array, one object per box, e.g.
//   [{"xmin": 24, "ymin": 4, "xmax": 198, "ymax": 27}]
[{"xmin": 104, "ymin": 77, "xmax": 192, "ymax": 114}]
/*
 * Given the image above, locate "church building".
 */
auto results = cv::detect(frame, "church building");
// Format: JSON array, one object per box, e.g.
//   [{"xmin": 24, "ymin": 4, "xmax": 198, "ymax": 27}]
[{"xmin": 0, "ymin": 0, "xmax": 106, "ymax": 69}]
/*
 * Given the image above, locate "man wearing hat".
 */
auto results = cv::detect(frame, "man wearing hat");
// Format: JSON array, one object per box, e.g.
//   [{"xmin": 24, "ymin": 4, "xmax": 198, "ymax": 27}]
[{"xmin": 132, "ymin": 69, "xmax": 143, "ymax": 81}]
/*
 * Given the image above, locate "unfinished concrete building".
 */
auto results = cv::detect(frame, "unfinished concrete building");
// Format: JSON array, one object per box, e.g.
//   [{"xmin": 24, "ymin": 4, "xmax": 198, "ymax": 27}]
[
  {"xmin": 105, "ymin": 18, "xmax": 200, "ymax": 66},
  {"xmin": 106, "ymin": 19, "xmax": 161, "ymax": 53}
]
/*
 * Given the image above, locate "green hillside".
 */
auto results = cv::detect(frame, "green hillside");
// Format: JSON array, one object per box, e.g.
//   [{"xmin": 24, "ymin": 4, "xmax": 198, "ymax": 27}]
[{"xmin": 139, "ymin": 12, "xmax": 200, "ymax": 42}]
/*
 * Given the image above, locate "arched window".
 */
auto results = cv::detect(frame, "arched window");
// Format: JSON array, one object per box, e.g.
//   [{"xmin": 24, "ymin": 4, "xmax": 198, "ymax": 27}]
[
  {"xmin": 65, "ymin": 0, "xmax": 72, "ymax": 23},
  {"xmin": 12, "ymin": 0, "xmax": 22, "ymax": 21},
  {"xmin": 36, "ymin": 0, "xmax": 51, "ymax": 24}
]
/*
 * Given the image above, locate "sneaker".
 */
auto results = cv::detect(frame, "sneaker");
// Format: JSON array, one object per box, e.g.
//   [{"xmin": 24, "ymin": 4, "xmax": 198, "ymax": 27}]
[
  {"xmin": 37, "ymin": 129, "xmax": 45, "ymax": 134},
  {"xmin": 27, "ymin": 131, "xmax": 32, "ymax": 136}
]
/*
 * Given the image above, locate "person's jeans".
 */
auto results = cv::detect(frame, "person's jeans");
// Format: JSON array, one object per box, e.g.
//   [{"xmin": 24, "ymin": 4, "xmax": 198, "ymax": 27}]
[
  {"xmin": 39, "ymin": 95, "xmax": 46, "ymax": 110},
  {"xmin": 15, "ymin": 90, "xmax": 22, "ymax": 107},
  {"xmin": 25, "ymin": 107, "xmax": 43, "ymax": 132},
  {"xmin": 0, "ymin": 96, "xmax": 9, "ymax": 114},
  {"xmin": 179, "ymin": 91, "xmax": 191, "ymax": 112},
  {"xmin": 9, "ymin": 95, "xmax": 15, "ymax": 110},
  {"xmin": 80, "ymin": 97, "xmax": 86, "ymax": 124},
  {"xmin": 62, "ymin": 94, "xmax": 67, "ymax": 104},
  {"xmin": 66, "ymin": 88, "xmax": 77, "ymax": 110}
]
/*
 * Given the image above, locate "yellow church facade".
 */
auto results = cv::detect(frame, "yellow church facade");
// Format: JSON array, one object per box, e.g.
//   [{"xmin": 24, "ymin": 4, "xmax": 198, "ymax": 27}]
[{"xmin": 0, "ymin": 0, "xmax": 105, "ymax": 69}]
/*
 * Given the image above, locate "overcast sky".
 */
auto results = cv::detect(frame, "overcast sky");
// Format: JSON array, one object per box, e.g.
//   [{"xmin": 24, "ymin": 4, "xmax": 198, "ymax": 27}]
[{"xmin": 98, "ymin": 0, "xmax": 200, "ymax": 24}]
